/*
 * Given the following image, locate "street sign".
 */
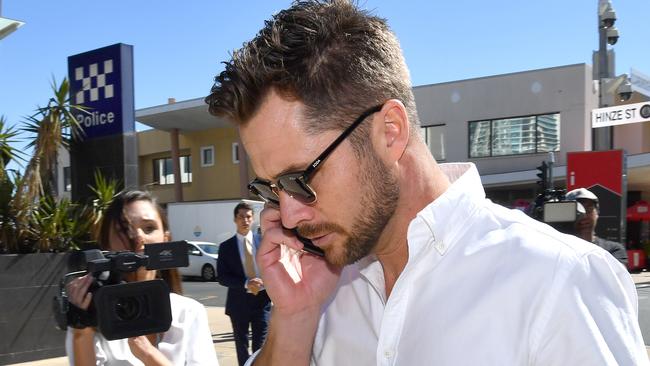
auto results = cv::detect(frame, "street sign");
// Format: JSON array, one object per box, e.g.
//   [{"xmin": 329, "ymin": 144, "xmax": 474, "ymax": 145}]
[
  {"xmin": 68, "ymin": 43, "xmax": 135, "ymax": 139},
  {"xmin": 67, "ymin": 43, "xmax": 138, "ymax": 201},
  {"xmin": 592, "ymin": 101, "xmax": 650, "ymax": 128}
]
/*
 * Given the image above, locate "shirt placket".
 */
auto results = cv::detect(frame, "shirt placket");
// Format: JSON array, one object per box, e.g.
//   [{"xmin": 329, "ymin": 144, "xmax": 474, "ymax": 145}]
[{"xmin": 375, "ymin": 265, "xmax": 414, "ymax": 366}]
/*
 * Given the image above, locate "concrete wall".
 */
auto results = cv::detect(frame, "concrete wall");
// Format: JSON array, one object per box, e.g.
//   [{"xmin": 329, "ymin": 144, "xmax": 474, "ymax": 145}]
[
  {"xmin": 413, "ymin": 63, "xmax": 597, "ymax": 175},
  {"xmin": 0, "ymin": 254, "xmax": 68, "ymax": 364}
]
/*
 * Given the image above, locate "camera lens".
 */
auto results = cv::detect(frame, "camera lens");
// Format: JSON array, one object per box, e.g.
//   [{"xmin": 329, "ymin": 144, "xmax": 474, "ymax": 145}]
[{"xmin": 115, "ymin": 297, "xmax": 141, "ymax": 321}]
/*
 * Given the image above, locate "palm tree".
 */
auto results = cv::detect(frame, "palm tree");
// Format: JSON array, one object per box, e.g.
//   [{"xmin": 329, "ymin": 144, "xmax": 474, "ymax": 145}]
[
  {"xmin": 11, "ymin": 77, "xmax": 86, "ymax": 248},
  {"xmin": 1, "ymin": 77, "xmax": 119, "ymax": 253},
  {"xmin": 19, "ymin": 77, "xmax": 86, "ymax": 200},
  {"xmin": 88, "ymin": 170, "xmax": 119, "ymax": 240},
  {"xmin": 23, "ymin": 170, "xmax": 118, "ymax": 253},
  {"xmin": 0, "ymin": 116, "xmax": 24, "ymax": 252},
  {"xmin": 0, "ymin": 116, "xmax": 24, "ymax": 178}
]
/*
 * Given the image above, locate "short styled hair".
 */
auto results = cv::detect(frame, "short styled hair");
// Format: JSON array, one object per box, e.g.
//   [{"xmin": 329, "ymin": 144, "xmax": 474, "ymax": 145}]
[
  {"xmin": 205, "ymin": 0, "xmax": 419, "ymax": 145},
  {"xmin": 234, "ymin": 201, "xmax": 253, "ymax": 218}
]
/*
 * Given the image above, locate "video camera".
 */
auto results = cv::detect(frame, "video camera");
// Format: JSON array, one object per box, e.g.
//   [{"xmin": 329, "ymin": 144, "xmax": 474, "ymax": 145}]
[
  {"xmin": 530, "ymin": 189, "xmax": 586, "ymax": 235},
  {"xmin": 53, "ymin": 241, "xmax": 189, "ymax": 340}
]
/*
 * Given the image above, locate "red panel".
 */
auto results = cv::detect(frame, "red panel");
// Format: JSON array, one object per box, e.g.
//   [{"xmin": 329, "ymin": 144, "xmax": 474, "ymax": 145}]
[
  {"xmin": 628, "ymin": 250, "xmax": 646, "ymax": 271},
  {"xmin": 566, "ymin": 150, "xmax": 623, "ymax": 195},
  {"xmin": 627, "ymin": 201, "xmax": 650, "ymax": 221}
]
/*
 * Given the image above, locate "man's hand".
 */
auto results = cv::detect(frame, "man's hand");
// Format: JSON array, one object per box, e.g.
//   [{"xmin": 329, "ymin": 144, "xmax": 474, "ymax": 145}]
[
  {"xmin": 128, "ymin": 335, "xmax": 171, "ymax": 366},
  {"xmin": 252, "ymin": 206, "xmax": 344, "ymax": 366},
  {"xmin": 247, "ymin": 277, "xmax": 264, "ymax": 295},
  {"xmin": 257, "ymin": 206, "xmax": 342, "ymax": 314}
]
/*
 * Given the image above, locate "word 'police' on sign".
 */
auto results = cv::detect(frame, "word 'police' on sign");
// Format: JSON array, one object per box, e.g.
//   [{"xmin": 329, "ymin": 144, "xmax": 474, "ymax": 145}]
[{"xmin": 592, "ymin": 101, "xmax": 650, "ymax": 128}]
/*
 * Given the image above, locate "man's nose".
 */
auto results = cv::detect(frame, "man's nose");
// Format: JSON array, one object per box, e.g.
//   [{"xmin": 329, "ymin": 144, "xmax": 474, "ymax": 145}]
[{"xmin": 279, "ymin": 191, "xmax": 314, "ymax": 229}]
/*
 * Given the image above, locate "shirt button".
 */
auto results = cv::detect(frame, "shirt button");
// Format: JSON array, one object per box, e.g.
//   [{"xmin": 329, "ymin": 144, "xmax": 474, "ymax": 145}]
[
  {"xmin": 384, "ymin": 350, "xmax": 393, "ymax": 358},
  {"xmin": 435, "ymin": 241, "xmax": 446, "ymax": 254}
]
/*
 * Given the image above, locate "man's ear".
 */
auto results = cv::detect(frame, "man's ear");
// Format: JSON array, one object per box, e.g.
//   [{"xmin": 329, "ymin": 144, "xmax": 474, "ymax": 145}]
[{"xmin": 377, "ymin": 99, "xmax": 409, "ymax": 164}]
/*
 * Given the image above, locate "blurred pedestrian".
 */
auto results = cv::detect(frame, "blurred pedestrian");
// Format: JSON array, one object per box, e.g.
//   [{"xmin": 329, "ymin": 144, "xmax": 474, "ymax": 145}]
[
  {"xmin": 216, "ymin": 202, "xmax": 270, "ymax": 366},
  {"xmin": 566, "ymin": 187, "xmax": 628, "ymax": 266}
]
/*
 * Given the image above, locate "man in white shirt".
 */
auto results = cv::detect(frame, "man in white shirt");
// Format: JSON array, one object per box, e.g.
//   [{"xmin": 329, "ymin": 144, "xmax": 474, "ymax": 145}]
[{"xmin": 205, "ymin": 1, "xmax": 647, "ymax": 365}]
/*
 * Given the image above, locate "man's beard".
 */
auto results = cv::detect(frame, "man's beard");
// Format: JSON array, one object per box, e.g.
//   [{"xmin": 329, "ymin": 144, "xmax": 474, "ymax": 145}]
[{"xmin": 297, "ymin": 151, "xmax": 400, "ymax": 266}]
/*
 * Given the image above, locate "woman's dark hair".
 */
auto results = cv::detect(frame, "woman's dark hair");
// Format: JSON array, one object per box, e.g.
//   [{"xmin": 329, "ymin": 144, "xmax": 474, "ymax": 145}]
[{"xmin": 99, "ymin": 190, "xmax": 182, "ymax": 295}]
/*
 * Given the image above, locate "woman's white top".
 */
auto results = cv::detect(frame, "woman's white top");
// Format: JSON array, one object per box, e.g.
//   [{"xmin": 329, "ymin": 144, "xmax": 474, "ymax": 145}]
[{"xmin": 66, "ymin": 292, "xmax": 218, "ymax": 365}]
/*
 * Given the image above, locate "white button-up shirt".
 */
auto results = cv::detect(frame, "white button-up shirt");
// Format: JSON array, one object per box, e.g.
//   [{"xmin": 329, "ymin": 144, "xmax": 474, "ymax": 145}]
[{"xmin": 252, "ymin": 163, "xmax": 647, "ymax": 365}]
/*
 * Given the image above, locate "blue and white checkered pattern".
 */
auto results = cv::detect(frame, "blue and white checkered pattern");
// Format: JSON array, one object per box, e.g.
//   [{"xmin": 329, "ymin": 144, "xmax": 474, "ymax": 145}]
[{"xmin": 74, "ymin": 59, "xmax": 114, "ymax": 104}]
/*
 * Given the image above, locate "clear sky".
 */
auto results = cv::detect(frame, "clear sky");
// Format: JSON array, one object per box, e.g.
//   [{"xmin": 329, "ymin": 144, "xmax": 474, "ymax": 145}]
[{"xmin": 0, "ymin": 0, "xmax": 648, "ymax": 164}]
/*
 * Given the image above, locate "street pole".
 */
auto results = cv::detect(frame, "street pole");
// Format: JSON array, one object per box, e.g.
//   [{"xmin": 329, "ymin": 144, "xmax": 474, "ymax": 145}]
[
  {"xmin": 593, "ymin": 0, "xmax": 617, "ymax": 151},
  {"xmin": 547, "ymin": 152, "xmax": 555, "ymax": 191},
  {"xmin": 595, "ymin": 17, "xmax": 611, "ymax": 150}
]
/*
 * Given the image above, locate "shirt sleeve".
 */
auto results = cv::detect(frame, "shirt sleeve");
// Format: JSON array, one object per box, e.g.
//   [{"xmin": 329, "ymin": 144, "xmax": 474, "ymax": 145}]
[
  {"xmin": 184, "ymin": 301, "xmax": 219, "ymax": 365},
  {"xmin": 531, "ymin": 249, "xmax": 648, "ymax": 365}
]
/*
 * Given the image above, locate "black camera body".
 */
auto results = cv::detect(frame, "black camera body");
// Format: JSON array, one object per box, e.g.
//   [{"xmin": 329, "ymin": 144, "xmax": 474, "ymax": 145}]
[
  {"xmin": 530, "ymin": 189, "xmax": 586, "ymax": 234},
  {"xmin": 53, "ymin": 241, "xmax": 189, "ymax": 340}
]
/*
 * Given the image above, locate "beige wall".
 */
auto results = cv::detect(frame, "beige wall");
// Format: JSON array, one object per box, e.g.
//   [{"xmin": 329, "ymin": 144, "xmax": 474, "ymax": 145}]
[
  {"xmin": 414, "ymin": 64, "xmax": 595, "ymax": 175},
  {"xmin": 137, "ymin": 128, "xmax": 246, "ymax": 203}
]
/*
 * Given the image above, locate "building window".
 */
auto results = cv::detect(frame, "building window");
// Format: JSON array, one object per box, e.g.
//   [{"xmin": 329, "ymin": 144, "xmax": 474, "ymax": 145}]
[
  {"xmin": 200, "ymin": 146, "xmax": 214, "ymax": 167},
  {"xmin": 153, "ymin": 155, "xmax": 192, "ymax": 184},
  {"xmin": 421, "ymin": 124, "xmax": 446, "ymax": 161},
  {"xmin": 468, "ymin": 113, "xmax": 560, "ymax": 158},
  {"xmin": 63, "ymin": 166, "xmax": 71, "ymax": 192},
  {"xmin": 232, "ymin": 142, "xmax": 240, "ymax": 164}
]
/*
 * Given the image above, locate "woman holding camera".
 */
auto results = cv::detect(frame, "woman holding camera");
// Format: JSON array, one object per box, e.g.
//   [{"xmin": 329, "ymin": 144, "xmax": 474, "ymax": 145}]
[{"xmin": 65, "ymin": 190, "xmax": 218, "ymax": 365}]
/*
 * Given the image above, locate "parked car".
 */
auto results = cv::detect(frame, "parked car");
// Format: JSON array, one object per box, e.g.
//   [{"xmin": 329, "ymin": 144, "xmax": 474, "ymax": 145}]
[{"xmin": 179, "ymin": 241, "xmax": 220, "ymax": 281}]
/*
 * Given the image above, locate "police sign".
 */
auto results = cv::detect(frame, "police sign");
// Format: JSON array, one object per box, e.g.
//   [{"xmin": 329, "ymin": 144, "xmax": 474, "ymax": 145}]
[
  {"xmin": 67, "ymin": 43, "xmax": 138, "ymax": 202},
  {"xmin": 592, "ymin": 101, "xmax": 650, "ymax": 128},
  {"xmin": 67, "ymin": 43, "xmax": 135, "ymax": 139}
]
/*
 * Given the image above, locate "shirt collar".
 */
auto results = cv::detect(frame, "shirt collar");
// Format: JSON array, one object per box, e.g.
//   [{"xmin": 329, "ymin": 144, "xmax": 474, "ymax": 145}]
[
  {"xmin": 408, "ymin": 163, "xmax": 485, "ymax": 259},
  {"xmin": 236, "ymin": 231, "xmax": 253, "ymax": 244},
  {"xmin": 358, "ymin": 162, "xmax": 485, "ymax": 276}
]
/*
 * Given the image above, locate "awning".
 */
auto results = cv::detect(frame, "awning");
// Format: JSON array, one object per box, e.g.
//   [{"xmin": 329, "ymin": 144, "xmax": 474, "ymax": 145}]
[{"xmin": 627, "ymin": 201, "xmax": 650, "ymax": 221}]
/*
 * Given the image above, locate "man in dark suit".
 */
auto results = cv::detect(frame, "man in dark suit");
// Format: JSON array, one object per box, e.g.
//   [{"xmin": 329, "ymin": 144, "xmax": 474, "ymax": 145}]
[{"xmin": 216, "ymin": 201, "xmax": 271, "ymax": 366}]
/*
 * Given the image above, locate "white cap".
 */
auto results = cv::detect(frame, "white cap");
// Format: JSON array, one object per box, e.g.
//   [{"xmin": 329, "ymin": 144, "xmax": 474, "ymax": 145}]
[{"xmin": 565, "ymin": 188, "xmax": 599, "ymax": 202}]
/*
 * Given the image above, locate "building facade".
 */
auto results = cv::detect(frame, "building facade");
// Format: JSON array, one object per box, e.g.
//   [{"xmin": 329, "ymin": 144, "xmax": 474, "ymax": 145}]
[{"xmin": 57, "ymin": 63, "xmax": 650, "ymax": 243}]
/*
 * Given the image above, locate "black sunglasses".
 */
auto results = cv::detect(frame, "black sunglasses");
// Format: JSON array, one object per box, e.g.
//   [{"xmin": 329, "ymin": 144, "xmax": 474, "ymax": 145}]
[{"xmin": 248, "ymin": 104, "xmax": 384, "ymax": 207}]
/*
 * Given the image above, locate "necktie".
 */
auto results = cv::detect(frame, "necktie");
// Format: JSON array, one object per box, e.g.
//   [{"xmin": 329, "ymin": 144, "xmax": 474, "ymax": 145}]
[{"xmin": 243, "ymin": 237, "xmax": 257, "ymax": 280}]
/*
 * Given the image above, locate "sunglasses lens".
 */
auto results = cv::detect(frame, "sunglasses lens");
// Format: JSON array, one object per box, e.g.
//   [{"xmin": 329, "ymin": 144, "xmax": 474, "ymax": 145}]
[
  {"xmin": 278, "ymin": 174, "xmax": 316, "ymax": 204},
  {"xmin": 248, "ymin": 182, "xmax": 279, "ymax": 206}
]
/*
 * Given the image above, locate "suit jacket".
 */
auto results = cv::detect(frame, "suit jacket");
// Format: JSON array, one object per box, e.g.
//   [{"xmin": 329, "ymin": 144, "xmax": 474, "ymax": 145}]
[{"xmin": 216, "ymin": 234, "xmax": 270, "ymax": 316}]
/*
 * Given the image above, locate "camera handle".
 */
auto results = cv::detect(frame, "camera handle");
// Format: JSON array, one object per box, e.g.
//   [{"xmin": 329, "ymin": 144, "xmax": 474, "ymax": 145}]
[{"xmin": 53, "ymin": 270, "xmax": 98, "ymax": 330}]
